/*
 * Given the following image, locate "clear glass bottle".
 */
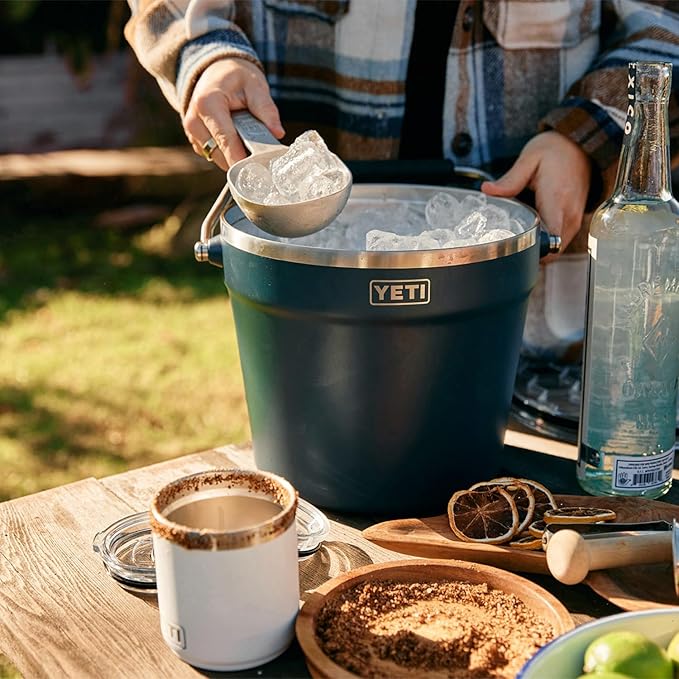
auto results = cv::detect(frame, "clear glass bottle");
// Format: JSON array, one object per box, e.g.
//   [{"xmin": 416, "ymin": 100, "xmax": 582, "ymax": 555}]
[{"xmin": 576, "ymin": 62, "xmax": 679, "ymax": 499}]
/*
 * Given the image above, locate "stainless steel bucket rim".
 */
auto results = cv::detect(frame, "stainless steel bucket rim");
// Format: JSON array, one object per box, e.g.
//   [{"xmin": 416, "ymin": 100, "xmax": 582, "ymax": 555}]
[{"xmin": 220, "ymin": 184, "xmax": 541, "ymax": 270}]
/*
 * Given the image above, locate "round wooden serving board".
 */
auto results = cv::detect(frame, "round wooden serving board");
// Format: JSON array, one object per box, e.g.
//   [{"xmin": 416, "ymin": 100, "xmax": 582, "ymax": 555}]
[{"xmin": 362, "ymin": 494, "xmax": 679, "ymax": 611}]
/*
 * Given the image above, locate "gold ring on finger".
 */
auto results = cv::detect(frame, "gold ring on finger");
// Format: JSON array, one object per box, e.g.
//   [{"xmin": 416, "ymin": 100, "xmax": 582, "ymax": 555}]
[{"xmin": 201, "ymin": 137, "xmax": 218, "ymax": 162}]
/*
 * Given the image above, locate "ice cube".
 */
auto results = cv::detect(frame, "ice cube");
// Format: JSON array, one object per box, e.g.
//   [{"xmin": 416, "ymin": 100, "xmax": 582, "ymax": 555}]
[
  {"xmin": 425, "ymin": 192, "xmax": 461, "ymax": 228},
  {"xmin": 413, "ymin": 233, "xmax": 441, "ymax": 250},
  {"xmin": 478, "ymin": 228, "xmax": 515, "ymax": 243},
  {"xmin": 270, "ymin": 130, "xmax": 348, "ymax": 202},
  {"xmin": 424, "ymin": 228, "xmax": 458, "ymax": 245},
  {"xmin": 305, "ymin": 168, "xmax": 349, "ymax": 199},
  {"xmin": 455, "ymin": 211, "xmax": 487, "ymax": 239},
  {"xmin": 342, "ymin": 204, "xmax": 410, "ymax": 248},
  {"xmin": 295, "ymin": 129, "xmax": 328, "ymax": 148},
  {"xmin": 263, "ymin": 190, "xmax": 288, "ymax": 205},
  {"xmin": 405, "ymin": 205, "xmax": 429, "ymax": 234},
  {"xmin": 366, "ymin": 230, "xmax": 422, "ymax": 251},
  {"xmin": 460, "ymin": 194, "xmax": 487, "ymax": 213},
  {"xmin": 442, "ymin": 237, "xmax": 475, "ymax": 248},
  {"xmin": 290, "ymin": 216, "xmax": 350, "ymax": 248},
  {"xmin": 236, "ymin": 162, "xmax": 275, "ymax": 202},
  {"xmin": 480, "ymin": 203, "xmax": 511, "ymax": 231}
]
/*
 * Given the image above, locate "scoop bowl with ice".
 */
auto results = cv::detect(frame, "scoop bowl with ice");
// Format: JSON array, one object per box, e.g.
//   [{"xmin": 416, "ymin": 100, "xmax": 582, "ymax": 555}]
[{"xmin": 227, "ymin": 111, "xmax": 352, "ymax": 238}]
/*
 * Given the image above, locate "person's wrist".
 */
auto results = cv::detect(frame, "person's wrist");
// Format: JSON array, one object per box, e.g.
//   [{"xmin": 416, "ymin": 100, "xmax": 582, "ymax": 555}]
[{"xmin": 177, "ymin": 30, "xmax": 262, "ymax": 113}]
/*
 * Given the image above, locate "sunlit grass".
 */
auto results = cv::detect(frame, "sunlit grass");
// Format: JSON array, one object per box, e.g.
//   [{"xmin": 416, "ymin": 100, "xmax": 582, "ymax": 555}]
[
  {"xmin": 0, "ymin": 656, "xmax": 19, "ymax": 679},
  {"xmin": 0, "ymin": 289, "xmax": 248, "ymax": 500},
  {"xmin": 0, "ymin": 209, "xmax": 249, "ymax": 501}
]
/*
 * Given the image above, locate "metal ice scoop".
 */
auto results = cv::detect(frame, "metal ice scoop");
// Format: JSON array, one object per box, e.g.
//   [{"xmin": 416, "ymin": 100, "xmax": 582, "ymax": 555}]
[{"xmin": 226, "ymin": 111, "xmax": 352, "ymax": 238}]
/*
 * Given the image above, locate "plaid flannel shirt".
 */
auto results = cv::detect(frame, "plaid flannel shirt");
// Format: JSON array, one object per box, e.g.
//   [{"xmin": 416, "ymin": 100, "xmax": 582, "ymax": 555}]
[{"xmin": 126, "ymin": 0, "xmax": 679, "ymax": 187}]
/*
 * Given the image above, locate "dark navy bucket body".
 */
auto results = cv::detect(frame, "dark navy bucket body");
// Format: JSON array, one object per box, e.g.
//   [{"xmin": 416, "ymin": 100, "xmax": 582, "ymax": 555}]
[{"xmin": 218, "ymin": 185, "xmax": 543, "ymax": 515}]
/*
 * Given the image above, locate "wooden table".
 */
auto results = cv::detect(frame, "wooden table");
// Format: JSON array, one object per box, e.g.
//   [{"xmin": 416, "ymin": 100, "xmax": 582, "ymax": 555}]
[{"xmin": 1, "ymin": 430, "xmax": 678, "ymax": 679}]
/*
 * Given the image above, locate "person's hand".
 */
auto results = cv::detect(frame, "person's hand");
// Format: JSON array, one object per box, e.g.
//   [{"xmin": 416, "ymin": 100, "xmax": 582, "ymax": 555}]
[
  {"xmin": 481, "ymin": 131, "xmax": 591, "ymax": 255},
  {"xmin": 183, "ymin": 58, "xmax": 284, "ymax": 171}
]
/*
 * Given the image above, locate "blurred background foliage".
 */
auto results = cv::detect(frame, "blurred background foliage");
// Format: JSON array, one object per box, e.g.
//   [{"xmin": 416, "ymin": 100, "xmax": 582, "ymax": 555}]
[{"xmin": 0, "ymin": 0, "xmax": 126, "ymax": 67}]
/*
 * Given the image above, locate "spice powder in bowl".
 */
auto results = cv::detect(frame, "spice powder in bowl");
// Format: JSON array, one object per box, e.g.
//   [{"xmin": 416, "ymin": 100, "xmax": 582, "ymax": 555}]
[{"xmin": 298, "ymin": 560, "xmax": 573, "ymax": 679}]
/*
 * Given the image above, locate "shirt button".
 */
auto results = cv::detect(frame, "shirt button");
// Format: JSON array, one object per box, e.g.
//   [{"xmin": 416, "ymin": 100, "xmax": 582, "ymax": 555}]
[
  {"xmin": 452, "ymin": 132, "xmax": 473, "ymax": 156},
  {"xmin": 462, "ymin": 6, "xmax": 474, "ymax": 31}
]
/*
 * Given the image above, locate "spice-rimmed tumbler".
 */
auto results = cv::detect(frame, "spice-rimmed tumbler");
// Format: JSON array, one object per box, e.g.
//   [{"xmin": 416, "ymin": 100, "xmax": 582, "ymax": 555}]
[{"xmin": 150, "ymin": 469, "xmax": 299, "ymax": 671}]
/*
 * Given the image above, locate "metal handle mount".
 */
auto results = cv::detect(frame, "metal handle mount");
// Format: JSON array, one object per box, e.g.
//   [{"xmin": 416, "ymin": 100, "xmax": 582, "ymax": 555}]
[{"xmin": 194, "ymin": 182, "xmax": 233, "ymax": 267}]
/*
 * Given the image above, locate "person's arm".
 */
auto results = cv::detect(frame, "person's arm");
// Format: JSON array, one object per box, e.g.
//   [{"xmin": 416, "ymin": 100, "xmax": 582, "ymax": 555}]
[
  {"xmin": 484, "ymin": 1, "xmax": 679, "ymax": 253},
  {"xmin": 125, "ymin": 0, "xmax": 282, "ymax": 169}
]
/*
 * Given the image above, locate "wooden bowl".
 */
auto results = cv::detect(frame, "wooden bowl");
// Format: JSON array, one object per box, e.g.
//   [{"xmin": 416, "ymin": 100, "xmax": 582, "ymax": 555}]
[{"xmin": 295, "ymin": 558, "xmax": 574, "ymax": 679}]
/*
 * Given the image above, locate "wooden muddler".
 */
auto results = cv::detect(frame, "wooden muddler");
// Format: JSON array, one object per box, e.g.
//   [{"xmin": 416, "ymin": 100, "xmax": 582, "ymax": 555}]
[{"xmin": 546, "ymin": 529, "xmax": 673, "ymax": 585}]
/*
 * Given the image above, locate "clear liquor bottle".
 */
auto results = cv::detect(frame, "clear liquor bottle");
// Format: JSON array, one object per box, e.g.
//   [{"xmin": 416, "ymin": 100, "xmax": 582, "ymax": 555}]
[{"xmin": 576, "ymin": 62, "xmax": 679, "ymax": 499}]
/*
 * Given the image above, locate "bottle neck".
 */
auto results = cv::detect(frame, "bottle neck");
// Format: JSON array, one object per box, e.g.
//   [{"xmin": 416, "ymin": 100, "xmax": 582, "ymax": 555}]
[{"xmin": 613, "ymin": 100, "xmax": 672, "ymax": 202}]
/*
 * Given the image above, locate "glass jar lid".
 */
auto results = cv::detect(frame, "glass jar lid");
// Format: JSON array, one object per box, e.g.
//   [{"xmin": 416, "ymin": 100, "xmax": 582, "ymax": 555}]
[
  {"xmin": 297, "ymin": 497, "xmax": 331, "ymax": 557},
  {"xmin": 92, "ymin": 511, "xmax": 156, "ymax": 592},
  {"xmin": 93, "ymin": 497, "xmax": 330, "ymax": 589}
]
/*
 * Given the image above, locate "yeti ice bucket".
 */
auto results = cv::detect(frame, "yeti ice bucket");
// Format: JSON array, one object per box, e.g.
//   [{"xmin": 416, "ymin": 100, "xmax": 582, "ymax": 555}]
[{"xmin": 196, "ymin": 184, "xmax": 557, "ymax": 515}]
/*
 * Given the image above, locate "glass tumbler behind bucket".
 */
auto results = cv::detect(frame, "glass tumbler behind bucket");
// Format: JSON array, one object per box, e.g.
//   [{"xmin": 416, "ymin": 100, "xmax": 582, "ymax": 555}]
[{"xmin": 522, "ymin": 253, "xmax": 588, "ymax": 363}]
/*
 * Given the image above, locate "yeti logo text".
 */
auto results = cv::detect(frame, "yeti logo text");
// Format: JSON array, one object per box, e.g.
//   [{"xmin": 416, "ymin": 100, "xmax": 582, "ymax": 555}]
[{"xmin": 370, "ymin": 279, "xmax": 431, "ymax": 306}]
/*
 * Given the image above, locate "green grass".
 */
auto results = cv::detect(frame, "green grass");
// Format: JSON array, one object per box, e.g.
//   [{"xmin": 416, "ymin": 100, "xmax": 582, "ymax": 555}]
[{"xmin": 0, "ymin": 207, "xmax": 250, "ymax": 501}]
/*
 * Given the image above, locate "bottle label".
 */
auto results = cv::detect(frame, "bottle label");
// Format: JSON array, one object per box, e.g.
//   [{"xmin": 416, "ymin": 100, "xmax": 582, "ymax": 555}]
[
  {"xmin": 624, "ymin": 62, "xmax": 636, "ymax": 136},
  {"xmin": 612, "ymin": 447, "xmax": 675, "ymax": 490}
]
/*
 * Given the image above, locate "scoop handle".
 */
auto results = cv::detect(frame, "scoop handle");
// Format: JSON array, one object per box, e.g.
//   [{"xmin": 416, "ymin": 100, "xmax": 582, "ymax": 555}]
[
  {"xmin": 231, "ymin": 110, "xmax": 284, "ymax": 156},
  {"xmin": 546, "ymin": 529, "xmax": 672, "ymax": 585}
]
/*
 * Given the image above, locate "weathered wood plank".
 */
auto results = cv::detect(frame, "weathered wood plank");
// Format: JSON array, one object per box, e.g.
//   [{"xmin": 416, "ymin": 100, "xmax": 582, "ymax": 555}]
[
  {"xmin": 0, "ymin": 146, "xmax": 225, "ymax": 208},
  {"xmin": 99, "ymin": 447, "xmax": 250, "ymax": 509},
  {"xmin": 0, "ymin": 147, "xmax": 218, "ymax": 180},
  {"xmin": 0, "ymin": 478, "xmax": 202, "ymax": 678}
]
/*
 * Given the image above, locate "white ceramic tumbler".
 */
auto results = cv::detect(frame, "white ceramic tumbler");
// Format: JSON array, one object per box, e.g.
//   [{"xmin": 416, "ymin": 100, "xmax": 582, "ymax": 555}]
[{"xmin": 150, "ymin": 469, "xmax": 299, "ymax": 671}]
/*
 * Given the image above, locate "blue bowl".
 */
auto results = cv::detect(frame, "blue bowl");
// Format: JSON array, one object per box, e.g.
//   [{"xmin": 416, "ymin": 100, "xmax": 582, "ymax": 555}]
[{"xmin": 518, "ymin": 608, "xmax": 679, "ymax": 678}]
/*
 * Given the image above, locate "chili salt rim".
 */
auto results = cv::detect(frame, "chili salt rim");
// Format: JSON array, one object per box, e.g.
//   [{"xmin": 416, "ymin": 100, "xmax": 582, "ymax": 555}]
[{"xmin": 150, "ymin": 468, "xmax": 298, "ymax": 550}]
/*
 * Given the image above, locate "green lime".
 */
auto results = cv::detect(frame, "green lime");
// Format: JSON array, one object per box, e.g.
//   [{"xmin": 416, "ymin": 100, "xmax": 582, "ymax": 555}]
[
  {"xmin": 576, "ymin": 674, "xmax": 633, "ymax": 679},
  {"xmin": 667, "ymin": 630, "xmax": 679, "ymax": 664},
  {"xmin": 583, "ymin": 631, "xmax": 673, "ymax": 679}
]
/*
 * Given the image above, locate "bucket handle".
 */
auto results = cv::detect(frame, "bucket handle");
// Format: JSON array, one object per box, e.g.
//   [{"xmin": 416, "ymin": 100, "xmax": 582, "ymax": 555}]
[{"xmin": 194, "ymin": 183, "xmax": 233, "ymax": 266}]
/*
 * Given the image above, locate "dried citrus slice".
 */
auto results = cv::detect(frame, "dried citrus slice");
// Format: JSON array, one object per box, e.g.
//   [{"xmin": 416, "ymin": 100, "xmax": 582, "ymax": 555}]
[
  {"xmin": 515, "ymin": 478, "xmax": 557, "ymax": 518},
  {"xmin": 509, "ymin": 535, "xmax": 543, "ymax": 550},
  {"xmin": 471, "ymin": 480, "xmax": 535, "ymax": 534},
  {"xmin": 448, "ymin": 487, "xmax": 519, "ymax": 544},
  {"xmin": 490, "ymin": 477, "xmax": 557, "ymax": 519},
  {"xmin": 543, "ymin": 506, "xmax": 617, "ymax": 524},
  {"xmin": 528, "ymin": 519, "xmax": 547, "ymax": 538}
]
